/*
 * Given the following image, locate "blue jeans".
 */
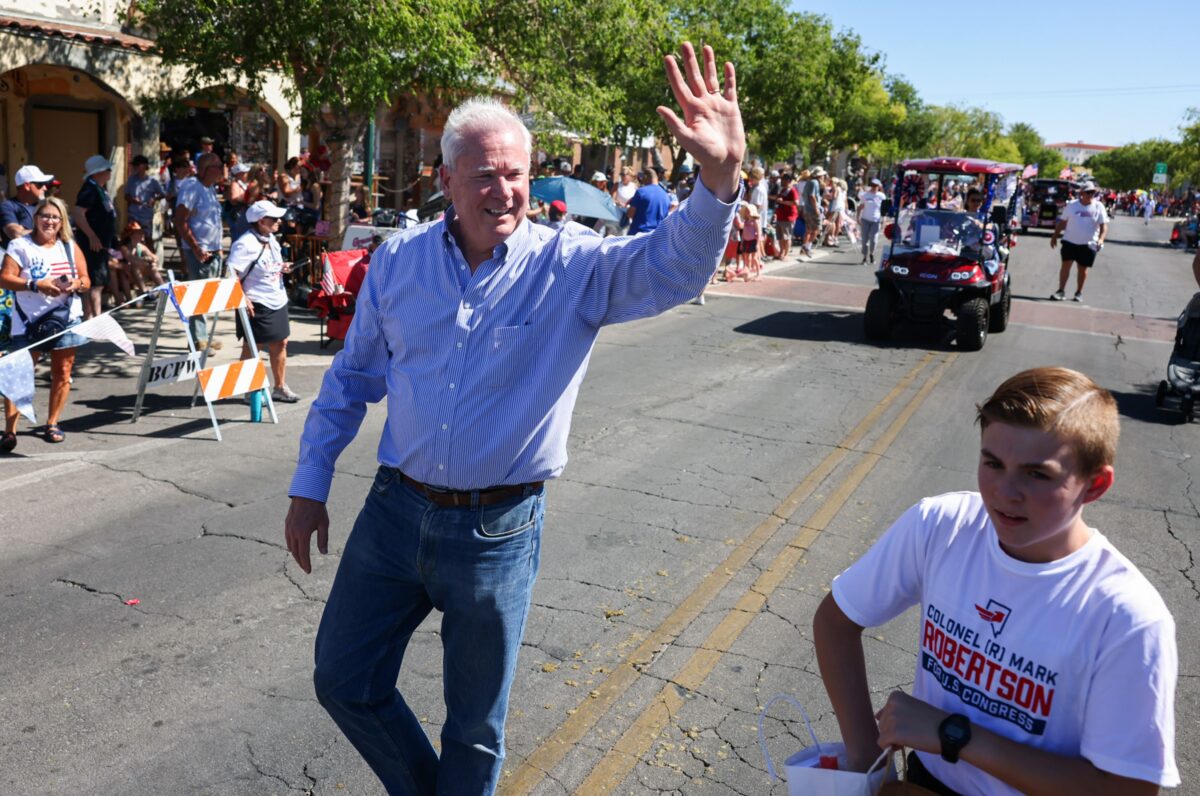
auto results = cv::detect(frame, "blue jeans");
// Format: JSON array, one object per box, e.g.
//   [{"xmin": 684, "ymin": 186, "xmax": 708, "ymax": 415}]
[
  {"xmin": 313, "ymin": 466, "xmax": 545, "ymax": 795},
  {"xmin": 181, "ymin": 247, "xmax": 222, "ymax": 345}
]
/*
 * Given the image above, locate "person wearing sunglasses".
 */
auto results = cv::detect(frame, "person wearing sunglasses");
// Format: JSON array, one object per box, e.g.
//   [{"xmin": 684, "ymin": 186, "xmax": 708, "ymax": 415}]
[{"xmin": 1, "ymin": 164, "xmax": 53, "ymax": 244}]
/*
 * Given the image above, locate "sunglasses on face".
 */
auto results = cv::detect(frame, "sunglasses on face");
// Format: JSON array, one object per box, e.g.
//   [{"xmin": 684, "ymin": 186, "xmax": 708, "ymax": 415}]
[{"xmin": 35, "ymin": 214, "xmax": 63, "ymax": 223}]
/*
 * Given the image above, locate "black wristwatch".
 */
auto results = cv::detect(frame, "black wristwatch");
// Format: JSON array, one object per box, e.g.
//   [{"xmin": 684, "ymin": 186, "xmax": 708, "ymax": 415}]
[{"xmin": 938, "ymin": 714, "xmax": 972, "ymax": 763}]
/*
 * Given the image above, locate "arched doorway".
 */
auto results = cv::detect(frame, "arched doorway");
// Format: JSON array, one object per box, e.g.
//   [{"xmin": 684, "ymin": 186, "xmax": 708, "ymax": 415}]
[{"xmin": 0, "ymin": 63, "xmax": 137, "ymax": 204}]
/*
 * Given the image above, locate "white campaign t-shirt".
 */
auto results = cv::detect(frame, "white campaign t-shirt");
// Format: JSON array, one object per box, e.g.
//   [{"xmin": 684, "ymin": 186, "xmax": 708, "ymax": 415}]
[
  {"xmin": 228, "ymin": 231, "xmax": 288, "ymax": 310},
  {"xmin": 832, "ymin": 492, "xmax": 1178, "ymax": 795},
  {"xmin": 859, "ymin": 190, "xmax": 884, "ymax": 223},
  {"xmin": 1058, "ymin": 199, "xmax": 1109, "ymax": 245}
]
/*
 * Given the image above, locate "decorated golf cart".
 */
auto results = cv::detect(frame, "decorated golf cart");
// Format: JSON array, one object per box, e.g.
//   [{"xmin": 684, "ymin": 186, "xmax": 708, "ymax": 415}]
[
  {"xmin": 865, "ymin": 157, "xmax": 1022, "ymax": 351},
  {"xmin": 1020, "ymin": 178, "xmax": 1078, "ymax": 233}
]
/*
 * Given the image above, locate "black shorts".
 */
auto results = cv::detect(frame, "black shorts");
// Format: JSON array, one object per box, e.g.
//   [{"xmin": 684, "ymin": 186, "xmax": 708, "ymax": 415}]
[
  {"xmin": 83, "ymin": 246, "xmax": 110, "ymax": 287},
  {"xmin": 1060, "ymin": 240, "xmax": 1097, "ymax": 268},
  {"xmin": 738, "ymin": 239, "xmax": 758, "ymax": 254},
  {"xmin": 235, "ymin": 303, "xmax": 291, "ymax": 344}
]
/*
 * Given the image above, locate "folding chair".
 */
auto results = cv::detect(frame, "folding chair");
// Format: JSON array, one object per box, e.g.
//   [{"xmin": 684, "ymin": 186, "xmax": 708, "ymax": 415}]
[{"xmin": 308, "ymin": 249, "xmax": 369, "ymax": 348}]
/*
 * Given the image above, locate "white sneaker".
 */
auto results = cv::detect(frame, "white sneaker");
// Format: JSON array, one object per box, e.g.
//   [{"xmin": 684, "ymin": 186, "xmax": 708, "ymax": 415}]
[
  {"xmin": 272, "ymin": 385, "xmax": 300, "ymax": 403},
  {"xmin": 1050, "ymin": 290, "xmax": 1065, "ymax": 301},
  {"xmin": 690, "ymin": 294, "xmax": 706, "ymax": 306},
  {"xmin": 1072, "ymin": 293, "xmax": 1083, "ymax": 303}
]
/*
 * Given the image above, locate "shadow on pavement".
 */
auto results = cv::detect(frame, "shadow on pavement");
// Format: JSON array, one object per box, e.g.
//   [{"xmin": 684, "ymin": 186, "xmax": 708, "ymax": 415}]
[
  {"xmin": 1109, "ymin": 385, "xmax": 1187, "ymax": 427},
  {"xmin": 733, "ymin": 310, "xmax": 954, "ymax": 349},
  {"xmin": 287, "ymin": 337, "xmax": 341, "ymax": 357},
  {"xmin": 68, "ymin": 393, "xmax": 221, "ymax": 437}
]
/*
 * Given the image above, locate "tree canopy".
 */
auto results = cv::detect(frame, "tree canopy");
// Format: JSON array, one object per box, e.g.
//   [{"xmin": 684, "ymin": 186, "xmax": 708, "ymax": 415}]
[
  {"xmin": 129, "ymin": 0, "xmax": 1128, "ymax": 243},
  {"xmin": 1085, "ymin": 139, "xmax": 1180, "ymax": 191}
]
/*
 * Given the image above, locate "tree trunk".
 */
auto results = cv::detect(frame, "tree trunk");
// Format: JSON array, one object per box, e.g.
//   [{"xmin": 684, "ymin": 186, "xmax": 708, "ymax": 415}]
[{"xmin": 319, "ymin": 118, "xmax": 367, "ymax": 252}]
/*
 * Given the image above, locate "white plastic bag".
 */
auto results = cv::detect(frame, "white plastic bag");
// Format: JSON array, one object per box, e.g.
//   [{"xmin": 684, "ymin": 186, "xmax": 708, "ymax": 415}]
[{"xmin": 758, "ymin": 694, "xmax": 892, "ymax": 796}]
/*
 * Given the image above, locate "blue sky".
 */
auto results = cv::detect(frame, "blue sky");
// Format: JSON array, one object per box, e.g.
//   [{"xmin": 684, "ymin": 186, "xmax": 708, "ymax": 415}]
[{"xmin": 791, "ymin": 0, "xmax": 1196, "ymax": 146}]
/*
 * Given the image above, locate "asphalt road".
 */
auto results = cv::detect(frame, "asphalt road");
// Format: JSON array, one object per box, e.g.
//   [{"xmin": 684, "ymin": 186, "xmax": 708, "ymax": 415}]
[{"xmin": 0, "ymin": 214, "xmax": 1195, "ymax": 795}]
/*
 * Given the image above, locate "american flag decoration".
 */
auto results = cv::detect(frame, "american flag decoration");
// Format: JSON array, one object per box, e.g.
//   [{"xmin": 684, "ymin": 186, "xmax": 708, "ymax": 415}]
[
  {"xmin": 1021, "ymin": 164, "xmax": 1038, "ymax": 179},
  {"xmin": 0, "ymin": 349, "xmax": 37, "ymax": 422},
  {"xmin": 74, "ymin": 313, "xmax": 136, "ymax": 356},
  {"xmin": 320, "ymin": 253, "xmax": 339, "ymax": 295}
]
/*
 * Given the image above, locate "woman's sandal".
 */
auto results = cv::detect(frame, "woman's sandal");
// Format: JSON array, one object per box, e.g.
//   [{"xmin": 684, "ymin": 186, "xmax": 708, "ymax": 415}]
[
  {"xmin": 0, "ymin": 431, "xmax": 15, "ymax": 454},
  {"xmin": 42, "ymin": 425, "xmax": 65, "ymax": 444}
]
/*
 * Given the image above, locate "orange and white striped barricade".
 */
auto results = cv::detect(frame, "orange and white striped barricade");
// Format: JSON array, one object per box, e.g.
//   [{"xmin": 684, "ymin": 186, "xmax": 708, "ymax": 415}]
[{"xmin": 132, "ymin": 273, "xmax": 277, "ymax": 440}]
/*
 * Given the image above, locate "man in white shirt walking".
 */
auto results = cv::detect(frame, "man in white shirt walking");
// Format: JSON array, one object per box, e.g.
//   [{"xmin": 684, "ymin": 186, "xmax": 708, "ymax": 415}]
[
  {"xmin": 857, "ymin": 177, "xmax": 885, "ymax": 264},
  {"xmin": 1050, "ymin": 181, "xmax": 1108, "ymax": 303}
]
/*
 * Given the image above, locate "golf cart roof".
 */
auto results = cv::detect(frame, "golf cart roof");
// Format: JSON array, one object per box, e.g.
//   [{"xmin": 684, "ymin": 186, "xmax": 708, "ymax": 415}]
[
  {"xmin": 898, "ymin": 157, "xmax": 1023, "ymax": 175},
  {"xmin": 1029, "ymin": 178, "xmax": 1079, "ymax": 186}
]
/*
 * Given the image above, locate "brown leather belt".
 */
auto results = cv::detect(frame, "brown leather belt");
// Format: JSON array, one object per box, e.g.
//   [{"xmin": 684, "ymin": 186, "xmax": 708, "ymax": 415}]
[{"xmin": 398, "ymin": 471, "xmax": 543, "ymax": 507}]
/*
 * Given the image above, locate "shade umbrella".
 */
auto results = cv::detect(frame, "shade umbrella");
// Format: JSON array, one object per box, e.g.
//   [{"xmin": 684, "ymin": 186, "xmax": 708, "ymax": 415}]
[{"xmin": 530, "ymin": 176, "xmax": 622, "ymax": 222}]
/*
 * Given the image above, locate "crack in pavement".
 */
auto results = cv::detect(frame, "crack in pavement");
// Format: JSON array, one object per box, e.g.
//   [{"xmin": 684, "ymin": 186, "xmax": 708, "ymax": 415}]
[
  {"xmin": 555, "ymin": 476, "xmax": 755, "ymax": 513},
  {"xmin": 300, "ymin": 735, "xmax": 339, "ymax": 793},
  {"xmin": 199, "ymin": 520, "xmax": 288, "ymax": 551},
  {"xmin": 244, "ymin": 735, "xmax": 311, "ymax": 794},
  {"xmin": 1162, "ymin": 510, "xmax": 1199, "ymax": 600},
  {"xmin": 85, "ymin": 460, "xmax": 237, "ymax": 508},
  {"xmin": 53, "ymin": 578, "xmax": 192, "ymax": 621},
  {"xmin": 282, "ymin": 566, "xmax": 328, "ymax": 604}
]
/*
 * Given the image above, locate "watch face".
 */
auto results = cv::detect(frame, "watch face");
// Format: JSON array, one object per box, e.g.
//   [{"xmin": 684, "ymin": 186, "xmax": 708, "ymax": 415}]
[{"xmin": 945, "ymin": 724, "xmax": 968, "ymax": 743}]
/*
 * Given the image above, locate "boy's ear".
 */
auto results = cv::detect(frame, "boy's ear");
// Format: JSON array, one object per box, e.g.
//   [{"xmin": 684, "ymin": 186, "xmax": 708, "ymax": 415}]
[{"xmin": 1082, "ymin": 465, "xmax": 1114, "ymax": 504}]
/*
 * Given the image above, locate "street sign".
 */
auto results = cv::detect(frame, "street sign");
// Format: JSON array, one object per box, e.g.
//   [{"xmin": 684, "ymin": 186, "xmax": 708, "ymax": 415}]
[
  {"xmin": 1154, "ymin": 162, "xmax": 1168, "ymax": 174},
  {"xmin": 144, "ymin": 352, "xmax": 201, "ymax": 388},
  {"xmin": 1152, "ymin": 173, "xmax": 1167, "ymax": 184}
]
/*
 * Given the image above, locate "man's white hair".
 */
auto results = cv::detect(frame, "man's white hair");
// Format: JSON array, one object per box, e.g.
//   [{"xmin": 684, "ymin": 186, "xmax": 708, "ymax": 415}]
[{"xmin": 441, "ymin": 97, "xmax": 531, "ymax": 171}]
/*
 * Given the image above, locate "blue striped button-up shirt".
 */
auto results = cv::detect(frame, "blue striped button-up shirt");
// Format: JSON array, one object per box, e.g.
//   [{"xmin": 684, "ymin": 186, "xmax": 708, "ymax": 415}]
[{"xmin": 289, "ymin": 179, "xmax": 736, "ymax": 502}]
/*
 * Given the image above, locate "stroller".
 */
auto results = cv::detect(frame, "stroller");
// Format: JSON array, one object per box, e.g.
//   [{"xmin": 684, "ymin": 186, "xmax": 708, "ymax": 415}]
[{"xmin": 1156, "ymin": 292, "xmax": 1200, "ymax": 422}]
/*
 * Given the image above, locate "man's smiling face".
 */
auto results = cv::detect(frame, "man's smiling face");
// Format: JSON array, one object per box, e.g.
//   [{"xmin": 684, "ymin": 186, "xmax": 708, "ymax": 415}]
[{"xmin": 440, "ymin": 125, "xmax": 530, "ymax": 264}]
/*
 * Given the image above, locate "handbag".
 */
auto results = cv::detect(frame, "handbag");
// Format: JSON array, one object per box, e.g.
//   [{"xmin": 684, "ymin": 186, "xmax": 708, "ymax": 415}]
[
  {"xmin": 759, "ymin": 694, "xmax": 893, "ymax": 796},
  {"xmin": 15, "ymin": 242, "xmax": 78, "ymax": 351}
]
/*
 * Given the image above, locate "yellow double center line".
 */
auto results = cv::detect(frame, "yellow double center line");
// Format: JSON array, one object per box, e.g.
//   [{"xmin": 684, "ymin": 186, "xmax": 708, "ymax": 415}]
[{"xmin": 504, "ymin": 351, "xmax": 955, "ymax": 794}]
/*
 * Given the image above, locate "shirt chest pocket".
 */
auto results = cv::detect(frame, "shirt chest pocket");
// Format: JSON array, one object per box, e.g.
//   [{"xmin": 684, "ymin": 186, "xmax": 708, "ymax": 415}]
[{"xmin": 484, "ymin": 324, "xmax": 533, "ymax": 389}]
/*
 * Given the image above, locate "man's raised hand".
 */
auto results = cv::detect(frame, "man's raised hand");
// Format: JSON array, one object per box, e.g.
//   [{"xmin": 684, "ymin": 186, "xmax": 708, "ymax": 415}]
[{"xmin": 657, "ymin": 42, "xmax": 746, "ymax": 203}]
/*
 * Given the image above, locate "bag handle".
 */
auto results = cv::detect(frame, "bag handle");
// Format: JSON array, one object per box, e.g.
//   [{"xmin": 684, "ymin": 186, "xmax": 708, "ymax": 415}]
[
  {"xmin": 868, "ymin": 748, "xmax": 893, "ymax": 794},
  {"xmin": 757, "ymin": 694, "xmax": 821, "ymax": 782}
]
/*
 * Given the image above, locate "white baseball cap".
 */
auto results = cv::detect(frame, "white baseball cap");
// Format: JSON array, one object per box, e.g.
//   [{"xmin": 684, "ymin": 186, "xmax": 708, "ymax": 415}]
[
  {"xmin": 246, "ymin": 199, "xmax": 287, "ymax": 223},
  {"xmin": 230, "ymin": 163, "xmax": 251, "ymax": 176},
  {"xmin": 84, "ymin": 155, "xmax": 114, "ymax": 177},
  {"xmin": 14, "ymin": 165, "xmax": 54, "ymax": 187}
]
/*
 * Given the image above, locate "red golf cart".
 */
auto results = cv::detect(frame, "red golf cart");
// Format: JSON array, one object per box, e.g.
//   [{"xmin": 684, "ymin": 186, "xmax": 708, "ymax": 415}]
[{"xmin": 865, "ymin": 157, "xmax": 1022, "ymax": 351}]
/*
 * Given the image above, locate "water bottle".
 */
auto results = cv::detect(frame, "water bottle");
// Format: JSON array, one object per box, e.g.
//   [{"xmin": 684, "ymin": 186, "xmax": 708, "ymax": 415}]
[{"xmin": 249, "ymin": 389, "xmax": 263, "ymax": 422}]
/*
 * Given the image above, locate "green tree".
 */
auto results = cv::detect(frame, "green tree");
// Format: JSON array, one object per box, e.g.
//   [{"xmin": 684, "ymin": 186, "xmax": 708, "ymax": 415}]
[
  {"xmin": 798, "ymin": 31, "xmax": 900, "ymax": 165},
  {"xmin": 1176, "ymin": 108, "xmax": 1200, "ymax": 185},
  {"xmin": 925, "ymin": 105, "xmax": 1021, "ymax": 163},
  {"xmin": 474, "ymin": 0, "xmax": 666, "ymax": 149},
  {"xmin": 130, "ymin": 0, "xmax": 481, "ymax": 247},
  {"xmin": 1085, "ymin": 139, "xmax": 1180, "ymax": 190},
  {"xmin": 1007, "ymin": 122, "xmax": 1066, "ymax": 177},
  {"xmin": 874, "ymin": 76, "xmax": 936, "ymax": 161}
]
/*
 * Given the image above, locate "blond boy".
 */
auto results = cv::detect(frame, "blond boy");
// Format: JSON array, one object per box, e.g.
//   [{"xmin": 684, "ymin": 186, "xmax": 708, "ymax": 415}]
[{"xmin": 814, "ymin": 367, "xmax": 1178, "ymax": 795}]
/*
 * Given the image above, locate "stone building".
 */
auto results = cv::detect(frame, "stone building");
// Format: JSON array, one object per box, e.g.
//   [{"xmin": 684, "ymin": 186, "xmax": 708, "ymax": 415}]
[{"xmin": 0, "ymin": 1, "xmax": 299, "ymax": 212}]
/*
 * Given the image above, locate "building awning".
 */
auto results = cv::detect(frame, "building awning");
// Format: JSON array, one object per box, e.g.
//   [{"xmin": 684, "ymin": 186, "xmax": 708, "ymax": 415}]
[{"xmin": 0, "ymin": 15, "xmax": 155, "ymax": 53}]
